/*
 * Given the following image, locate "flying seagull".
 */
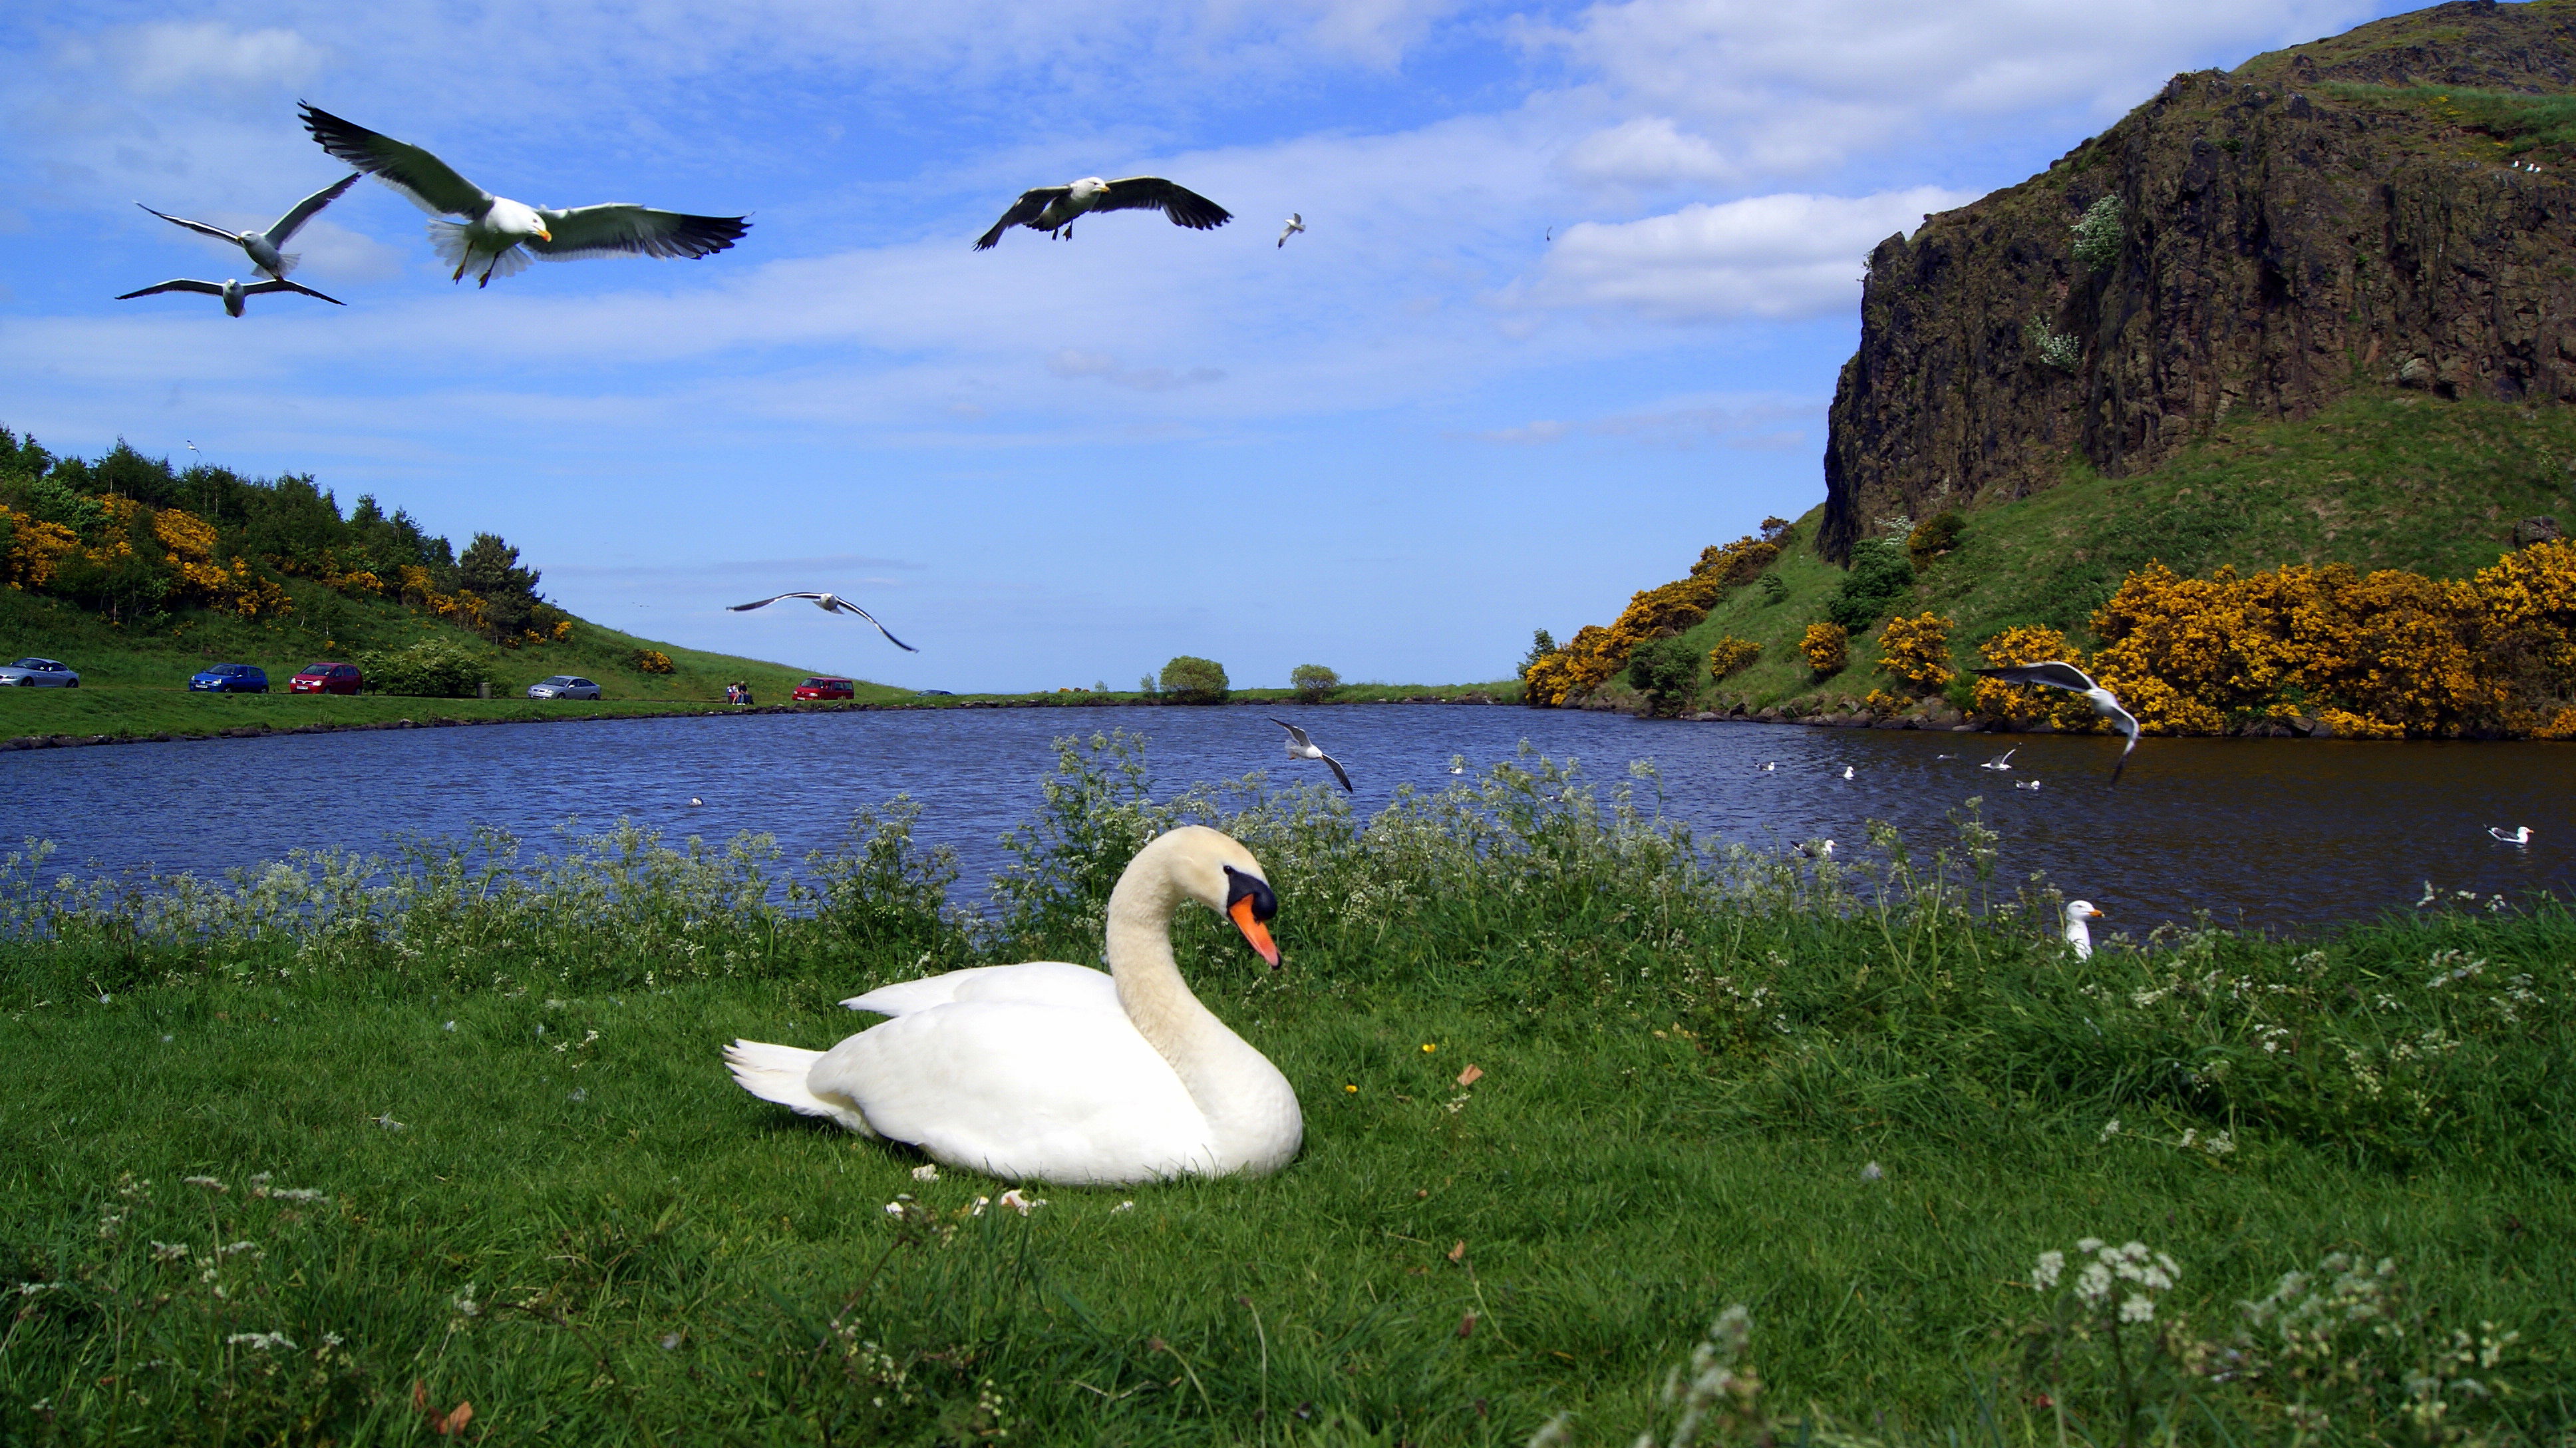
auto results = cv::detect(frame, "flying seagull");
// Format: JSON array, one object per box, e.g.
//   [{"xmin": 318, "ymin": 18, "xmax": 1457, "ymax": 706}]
[
  {"xmin": 727, "ymin": 592, "xmax": 917, "ymax": 651},
  {"xmin": 135, "ymin": 172, "xmax": 361, "ymax": 280},
  {"xmin": 1270, "ymin": 719, "xmax": 1353, "ymax": 793},
  {"xmin": 2061, "ymin": 900, "xmax": 2105, "ymax": 960},
  {"xmin": 299, "ymin": 102, "xmax": 749, "ymax": 287},
  {"xmin": 974, "ymin": 176, "xmax": 1231, "ymax": 250},
  {"xmin": 1979, "ymin": 748, "xmax": 2017, "ymax": 771},
  {"xmin": 2490, "ymin": 825, "xmax": 2533, "ymax": 844},
  {"xmin": 1971, "ymin": 661, "xmax": 2142, "ymax": 783},
  {"xmin": 1277, "ymin": 212, "xmax": 1305, "ymax": 247},
  {"xmin": 116, "ymin": 277, "xmax": 344, "ymax": 317}
]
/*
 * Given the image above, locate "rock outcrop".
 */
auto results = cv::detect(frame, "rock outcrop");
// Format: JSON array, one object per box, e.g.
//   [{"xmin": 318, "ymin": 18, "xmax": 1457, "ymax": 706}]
[{"xmin": 1822, "ymin": 0, "xmax": 2576, "ymax": 560}]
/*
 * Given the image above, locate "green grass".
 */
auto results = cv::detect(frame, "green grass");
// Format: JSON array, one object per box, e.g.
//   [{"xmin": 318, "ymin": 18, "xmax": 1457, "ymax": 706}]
[
  {"xmin": 1, "ymin": 739, "xmax": 2567, "ymax": 1443},
  {"xmin": 1622, "ymin": 391, "xmax": 2576, "ymax": 717}
]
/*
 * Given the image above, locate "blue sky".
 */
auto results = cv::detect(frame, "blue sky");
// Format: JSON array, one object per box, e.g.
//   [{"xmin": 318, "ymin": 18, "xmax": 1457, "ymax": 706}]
[{"xmin": 0, "ymin": 0, "xmax": 2412, "ymax": 690}]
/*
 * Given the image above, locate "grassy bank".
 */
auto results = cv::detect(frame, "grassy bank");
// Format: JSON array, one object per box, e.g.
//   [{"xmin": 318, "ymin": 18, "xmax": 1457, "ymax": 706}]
[
  {"xmin": 1, "ymin": 737, "xmax": 2566, "ymax": 1443},
  {"xmin": 1591, "ymin": 389, "xmax": 2576, "ymax": 717}
]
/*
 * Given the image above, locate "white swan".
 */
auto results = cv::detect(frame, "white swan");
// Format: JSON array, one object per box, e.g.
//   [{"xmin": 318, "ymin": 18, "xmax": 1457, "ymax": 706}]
[
  {"xmin": 724, "ymin": 826, "xmax": 1301, "ymax": 1184},
  {"xmin": 2062, "ymin": 900, "xmax": 2105, "ymax": 960}
]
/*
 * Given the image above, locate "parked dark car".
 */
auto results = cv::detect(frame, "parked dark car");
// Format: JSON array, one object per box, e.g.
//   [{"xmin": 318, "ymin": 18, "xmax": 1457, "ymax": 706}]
[
  {"xmin": 290, "ymin": 661, "xmax": 363, "ymax": 695},
  {"xmin": 0, "ymin": 657, "xmax": 79, "ymax": 687},
  {"xmin": 792, "ymin": 677, "xmax": 856, "ymax": 701},
  {"xmin": 189, "ymin": 663, "xmax": 268, "ymax": 693},
  {"xmin": 528, "ymin": 675, "xmax": 601, "ymax": 701}
]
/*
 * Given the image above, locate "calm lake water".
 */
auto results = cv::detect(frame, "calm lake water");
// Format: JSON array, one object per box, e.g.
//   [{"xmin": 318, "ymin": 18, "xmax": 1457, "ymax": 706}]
[{"xmin": 1, "ymin": 704, "xmax": 2566, "ymax": 930}]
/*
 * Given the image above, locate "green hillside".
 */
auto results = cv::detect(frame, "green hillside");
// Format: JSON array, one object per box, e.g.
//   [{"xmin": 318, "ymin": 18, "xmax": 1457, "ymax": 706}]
[{"xmin": 1583, "ymin": 389, "xmax": 2575, "ymax": 714}]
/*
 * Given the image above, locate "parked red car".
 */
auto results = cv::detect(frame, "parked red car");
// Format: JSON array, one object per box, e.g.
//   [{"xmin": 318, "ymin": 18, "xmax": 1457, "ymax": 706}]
[
  {"xmin": 290, "ymin": 661, "xmax": 363, "ymax": 695},
  {"xmin": 792, "ymin": 677, "xmax": 855, "ymax": 701}
]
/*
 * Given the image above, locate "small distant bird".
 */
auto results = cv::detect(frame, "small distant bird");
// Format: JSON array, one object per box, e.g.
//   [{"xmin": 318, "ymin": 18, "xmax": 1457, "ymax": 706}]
[
  {"xmin": 1795, "ymin": 839, "xmax": 1837, "ymax": 859},
  {"xmin": 1271, "ymin": 719, "xmax": 1353, "ymax": 793},
  {"xmin": 1840, "ymin": 764, "xmax": 1854, "ymax": 781},
  {"xmin": 974, "ymin": 176, "xmax": 1231, "ymax": 249},
  {"xmin": 1971, "ymin": 661, "xmax": 2142, "ymax": 783},
  {"xmin": 689, "ymin": 797, "xmax": 704, "ymax": 807},
  {"xmin": 1935, "ymin": 753, "xmax": 1959, "ymax": 761},
  {"xmin": 2491, "ymin": 825, "xmax": 2533, "ymax": 844},
  {"xmin": 300, "ymin": 102, "xmax": 749, "ymax": 287},
  {"xmin": 727, "ymin": 592, "xmax": 917, "ymax": 651},
  {"xmin": 2016, "ymin": 779, "xmax": 2042, "ymax": 791},
  {"xmin": 1447, "ymin": 756, "xmax": 1466, "ymax": 775},
  {"xmin": 2062, "ymin": 900, "xmax": 2106, "ymax": 960},
  {"xmin": 135, "ymin": 172, "xmax": 361, "ymax": 279},
  {"xmin": 1980, "ymin": 748, "xmax": 2016, "ymax": 771},
  {"xmin": 1758, "ymin": 761, "xmax": 1777, "ymax": 773},
  {"xmin": 116, "ymin": 276, "xmax": 344, "ymax": 317},
  {"xmin": 1277, "ymin": 212, "xmax": 1304, "ymax": 247}
]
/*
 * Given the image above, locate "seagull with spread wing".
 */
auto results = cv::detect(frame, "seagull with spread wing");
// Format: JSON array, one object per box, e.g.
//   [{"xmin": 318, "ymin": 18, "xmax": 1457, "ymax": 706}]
[
  {"xmin": 116, "ymin": 276, "xmax": 345, "ymax": 317},
  {"xmin": 136, "ymin": 172, "xmax": 361, "ymax": 280},
  {"xmin": 728, "ymin": 592, "xmax": 917, "ymax": 651},
  {"xmin": 1270, "ymin": 719, "xmax": 1353, "ymax": 793},
  {"xmin": 1971, "ymin": 661, "xmax": 2143, "ymax": 783},
  {"xmin": 299, "ymin": 102, "xmax": 748, "ymax": 287},
  {"xmin": 975, "ymin": 176, "xmax": 1231, "ymax": 250},
  {"xmin": 1277, "ymin": 213, "xmax": 1304, "ymax": 247}
]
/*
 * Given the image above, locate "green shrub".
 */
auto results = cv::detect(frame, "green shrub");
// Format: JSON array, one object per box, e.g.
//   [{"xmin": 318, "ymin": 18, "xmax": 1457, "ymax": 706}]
[
  {"xmin": 1824, "ymin": 538, "xmax": 1915, "ymax": 632},
  {"xmin": 357, "ymin": 639, "xmax": 484, "ymax": 697},
  {"xmin": 1157, "ymin": 655, "xmax": 1229, "ymax": 704},
  {"xmin": 1625, "ymin": 636, "xmax": 1702, "ymax": 715},
  {"xmin": 1288, "ymin": 663, "xmax": 1340, "ymax": 703},
  {"xmin": 1907, "ymin": 511, "xmax": 1965, "ymax": 571},
  {"xmin": 1758, "ymin": 573, "xmax": 1786, "ymax": 604},
  {"xmin": 2071, "ymin": 194, "xmax": 2125, "ymax": 275}
]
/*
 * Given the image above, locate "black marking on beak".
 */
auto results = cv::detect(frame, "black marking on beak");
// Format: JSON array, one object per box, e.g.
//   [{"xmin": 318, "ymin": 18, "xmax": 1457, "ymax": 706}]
[{"xmin": 1222, "ymin": 865, "xmax": 1276, "ymax": 923}]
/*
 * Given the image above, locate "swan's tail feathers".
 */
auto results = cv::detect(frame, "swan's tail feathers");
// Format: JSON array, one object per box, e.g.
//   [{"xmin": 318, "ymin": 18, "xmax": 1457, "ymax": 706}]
[{"xmin": 724, "ymin": 1039, "xmax": 876, "ymax": 1135}]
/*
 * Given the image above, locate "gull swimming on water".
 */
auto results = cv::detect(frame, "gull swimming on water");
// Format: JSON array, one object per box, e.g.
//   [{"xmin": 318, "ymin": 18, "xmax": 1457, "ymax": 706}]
[
  {"xmin": 2015, "ymin": 779, "xmax": 2042, "ymax": 791},
  {"xmin": 1795, "ymin": 839, "xmax": 1836, "ymax": 859},
  {"xmin": 2061, "ymin": 900, "xmax": 2105, "ymax": 960},
  {"xmin": 728, "ymin": 592, "xmax": 917, "ymax": 651},
  {"xmin": 2490, "ymin": 825, "xmax": 2533, "ymax": 844},
  {"xmin": 116, "ymin": 277, "xmax": 344, "ymax": 316},
  {"xmin": 1979, "ymin": 748, "xmax": 2016, "ymax": 771},
  {"xmin": 1971, "ymin": 661, "xmax": 2142, "ymax": 783},
  {"xmin": 1277, "ymin": 213, "xmax": 1305, "ymax": 247},
  {"xmin": 1840, "ymin": 764, "xmax": 1855, "ymax": 780},
  {"xmin": 300, "ymin": 102, "xmax": 750, "ymax": 287},
  {"xmin": 1270, "ymin": 719, "xmax": 1353, "ymax": 793},
  {"xmin": 975, "ymin": 176, "xmax": 1231, "ymax": 249},
  {"xmin": 136, "ymin": 172, "xmax": 361, "ymax": 279}
]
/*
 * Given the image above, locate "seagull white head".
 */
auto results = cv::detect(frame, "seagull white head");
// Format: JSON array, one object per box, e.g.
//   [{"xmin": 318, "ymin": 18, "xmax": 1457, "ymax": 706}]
[
  {"xmin": 1070, "ymin": 177, "xmax": 1110, "ymax": 201},
  {"xmin": 2062, "ymin": 900, "xmax": 2105, "ymax": 960}
]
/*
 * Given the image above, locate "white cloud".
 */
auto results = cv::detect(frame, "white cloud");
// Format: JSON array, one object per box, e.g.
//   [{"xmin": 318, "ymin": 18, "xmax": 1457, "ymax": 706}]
[
  {"xmin": 1518, "ymin": 184, "xmax": 1976, "ymax": 321},
  {"xmin": 114, "ymin": 22, "xmax": 329, "ymax": 94},
  {"xmin": 1048, "ymin": 349, "xmax": 1227, "ymax": 391}
]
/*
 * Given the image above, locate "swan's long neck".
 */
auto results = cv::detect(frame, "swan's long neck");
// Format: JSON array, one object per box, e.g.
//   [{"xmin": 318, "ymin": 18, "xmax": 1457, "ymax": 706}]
[{"xmin": 1105, "ymin": 852, "xmax": 1301, "ymax": 1174}]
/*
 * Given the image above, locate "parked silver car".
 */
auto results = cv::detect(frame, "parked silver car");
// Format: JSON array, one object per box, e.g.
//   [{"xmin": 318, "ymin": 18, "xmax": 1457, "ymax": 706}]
[
  {"xmin": 528, "ymin": 675, "xmax": 601, "ymax": 701},
  {"xmin": 0, "ymin": 657, "xmax": 79, "ymax": 687}
]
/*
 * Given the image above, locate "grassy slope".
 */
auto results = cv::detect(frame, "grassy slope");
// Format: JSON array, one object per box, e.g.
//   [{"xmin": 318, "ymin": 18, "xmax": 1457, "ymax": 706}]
[{"xmin": 1633, "ymin": 390, "xmax": 2576, "ymax": 715}]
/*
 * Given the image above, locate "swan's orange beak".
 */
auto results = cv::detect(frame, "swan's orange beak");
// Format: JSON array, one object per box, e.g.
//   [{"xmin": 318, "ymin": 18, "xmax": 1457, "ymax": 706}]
[{"xmin": 1229, "ymin": 896, "xmax": 1280, "ymax": 966}]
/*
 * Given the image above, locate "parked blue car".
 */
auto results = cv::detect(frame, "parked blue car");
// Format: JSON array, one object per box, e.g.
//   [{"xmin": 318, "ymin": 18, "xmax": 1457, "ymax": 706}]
[{"xmin": 188, "ymin": 663, "xmax": 269, "ymax": 693}]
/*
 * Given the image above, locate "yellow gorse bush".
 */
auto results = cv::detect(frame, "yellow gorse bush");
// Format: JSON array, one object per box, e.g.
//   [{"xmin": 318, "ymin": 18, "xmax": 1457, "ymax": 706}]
[
  {"xmin": 1706, "ymin": 636, "xmax": 1761, "ymax": 681},
  {"xmin": 1973, "ymin": 625, "xmax": 2114, "ymax": 733},
  {"xmin": 2080, "ymin": 540, "xmax": 2576, "ymax": 737},
  {"xmin": 1877, "ymin": 612, "xmax": 1955, "ymax": 687},
  {"xmin": 1526, "ymin": 530, "xmax": 1792, "ymax": 707},
  {"xmin": 1800, "ymin": 622, "xmax": 1848, "ymax": 675},
  {"xmin": 0, "ymin": 504, "xmax": 81, "ymax": 589}
]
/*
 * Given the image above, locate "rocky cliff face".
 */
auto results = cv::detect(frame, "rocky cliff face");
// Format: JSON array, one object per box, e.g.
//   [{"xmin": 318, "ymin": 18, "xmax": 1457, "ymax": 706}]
[{"xmin": 1822, "ymin": 0, "xmax": 2576, "ymax": 561}]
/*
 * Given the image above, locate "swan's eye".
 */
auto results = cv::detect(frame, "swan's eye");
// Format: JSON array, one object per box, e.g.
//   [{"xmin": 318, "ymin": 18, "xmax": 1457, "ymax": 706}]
[{"xmin": 1221, "ymin": 865, "xmax": 1276, "ymax": 922}]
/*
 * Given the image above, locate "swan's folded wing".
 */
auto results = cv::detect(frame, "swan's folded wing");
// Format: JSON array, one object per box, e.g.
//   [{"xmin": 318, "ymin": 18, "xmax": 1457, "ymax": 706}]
[
  {"xmin": 811, "ymin": 1000, "xmax": 1207, "ymax": 1184},
  {"xmin": 842, "ymin": 961, "xmax": 1115, "ymax": 1016}
]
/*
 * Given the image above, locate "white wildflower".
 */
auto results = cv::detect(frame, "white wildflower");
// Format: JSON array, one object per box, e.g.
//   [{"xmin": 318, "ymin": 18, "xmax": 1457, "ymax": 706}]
[
  {"xmin": 998, "ymin": 1188, "xmax": 1048, "ymax": 1216},
  {"xmin": 911, "ymin": 1165, "xmax": 940, "ymax": 1182},
  {"xmin": 1859, "ymin": 1161, "xmax": 1883, "ymax": 1182},
  {"xmin": 450, "ymin": 1285, "xmax": 480, "ymax": 1319},
  {"xmin": 2120, "ymin": 1294, "xmax": 2156, "ymax": 1323},
  {"xmin": 971, "ymin": 1196, "xmax": 991, "ymax": 1216},
  {"xmin": 2032, "ymin": 1250, "xmax": 2066, "ymax": 1291},
  {"xmin": 1111, "ymin": 1200, "xmax": 1135, "ymax": 1214},
  {"xmin": 226, "ymin": 1332, "xmax": 297, "ymax": 1352},
  {"xmin": 2098, "ymin": 1119, "xmax": 2122, "ymax": 1142},
  {"xmin": 181, "ymin": 1175, "xmax": 227, "ymax": 1193},
  {"xmin": 2076, "ymin": 1262, "xmax": 2114, "ymax": 1306},
  {"xmin": 148, "ymin": 1242, "xmax": 190, "ymax": 1262}
]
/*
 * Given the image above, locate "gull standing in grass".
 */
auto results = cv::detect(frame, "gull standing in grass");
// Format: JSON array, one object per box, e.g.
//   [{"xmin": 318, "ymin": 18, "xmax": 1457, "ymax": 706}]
[
  {"xmin": 975, "ymin": 176, "xmax": 1231, "ymax": 248},
  {"xmin": 2490, "ymin": 825, "xmax": 2533, "ymax": 844},
  {"xmin": 727, "ymin": 592, "xmax": 917, "ymax": 651},
  {"xmin": 1271, "ymin": 719, "xmax": 1353, "ymax": 793},
  {"xmin": 299, "ymin": 102, "xmax": 749, "ymax": 287},
  {"xmin": 2062, "ymin": 900, "xmax": 2106, "ymax": 960},
  {"xmin": 116, "ymin": 277, "xmax": 344, "ymax": 316},
  {"xmin": 136, "ymin": 172, "xmax": 361, "ymax": 280},
  {"xmin": 1277, "ymin": 213, "xmax": 1305, "ymax": 247},
  {"xmin": 1971, "ymin": 661, "xmax": 2142, "ymax": 783}
]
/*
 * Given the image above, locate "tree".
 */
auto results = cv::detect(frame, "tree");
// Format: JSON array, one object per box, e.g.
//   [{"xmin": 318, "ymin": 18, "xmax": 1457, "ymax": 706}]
[
  {"xmin": 1825, "ymin": 538, "xmax": 1914, "ymax": 632},
  {"xmin": 1518, "ymin": 629, "xmax": 1558, "ymax": 680},
  {"xmin": 1159, "ymin": 655, "xmax": 1229, "ymax": 703},
  {"xmin": 456, "ymin": 532, "xmax": 557, "ymax": 643},
  {"xmin": 1289, "ymin": 663, "xmax": 1341, "ymax": 703},
  {"xmin": 1625, "ymin": 636, "xmax": 1702, "ymax": 716}
]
